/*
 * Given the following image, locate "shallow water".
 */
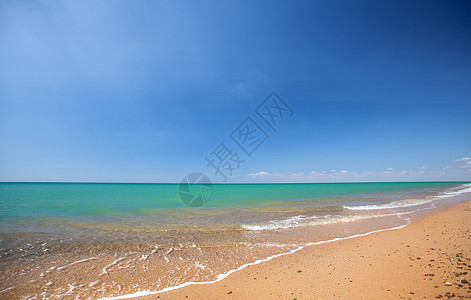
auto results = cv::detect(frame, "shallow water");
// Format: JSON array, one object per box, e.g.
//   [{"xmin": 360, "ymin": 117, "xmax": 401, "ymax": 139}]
[{"xmin": 0, "ymin": 182, "xmax": 470, "ymax": 298}]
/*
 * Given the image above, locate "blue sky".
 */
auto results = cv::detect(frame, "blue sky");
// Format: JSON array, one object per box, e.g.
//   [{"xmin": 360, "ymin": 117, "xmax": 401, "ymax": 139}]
[{"xmin": 1, "ymin": 0, "xmax": 470, "ymax": 183}]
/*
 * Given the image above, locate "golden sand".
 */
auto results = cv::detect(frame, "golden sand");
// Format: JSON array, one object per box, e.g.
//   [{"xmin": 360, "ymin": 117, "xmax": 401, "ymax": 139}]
[{"xmin": 150, "ymin": 200, "xmax": 471, "ymax": 299}]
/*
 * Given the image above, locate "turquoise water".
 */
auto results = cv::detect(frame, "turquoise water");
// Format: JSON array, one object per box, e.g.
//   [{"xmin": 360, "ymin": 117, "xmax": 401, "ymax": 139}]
[
  {"xmin": 0, "ymin": 181, "xmax": 470, "ymax": 240},
  {"xmin": 0, "ymin": 181, "xmax": 470, "ymax": 236},
  {"xmin": 0, "ymin": 182, "xmax": 468, "ymax": 220}
]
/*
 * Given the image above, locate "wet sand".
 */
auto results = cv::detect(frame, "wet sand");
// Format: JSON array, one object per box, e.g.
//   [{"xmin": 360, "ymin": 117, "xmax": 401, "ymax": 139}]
[{"xmin": 152, "ymin": 199, "xmax": 471, "ymax": 299}]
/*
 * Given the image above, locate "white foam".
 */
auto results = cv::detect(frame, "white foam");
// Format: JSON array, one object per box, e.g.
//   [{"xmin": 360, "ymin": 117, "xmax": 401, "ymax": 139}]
[
  {"xmin": 0, "ymin": 286, "xmax": 16, "ymax": 294},
  {"xmin": 241, "ymin": 211, "xmax": 412, "ymax": 231},
  {"xmin": 345, "ymin": 183, "xmax": 471, "ymax": 211},
  {"xmin": 88, "ymin": 280, "xmax": 100, "ymax": 287},
  {"xmin": 344, "ymin": 199, "xmax": 433, "ymax": 211},
  {"xmin": 436, "ymin": 183, "xmax": 471, "ymax": 198},
  {"xmin": 239, "ymin": 242, "xmax": 299, "ymax": 247},
  {"xmin": 100, "ymin": 258, "xmax": 125, "ymax": 276},
  {"xmin": 56, "ymin": 257, "xmax": 98, "ymax": 271},
  {"xmin": 194, "ymin": 262, "xmax": 207, "ymax": 270},
  {"xmin": 98, "ymin": 223, "xmax": 409, "ymax": 300},
  {"xmin": 242, "ymin": 197, "xmax": 442, "ymax": 231},
  {"xmin": 242, "ymin": 214, "xmax": 366, "ymax": 230}
]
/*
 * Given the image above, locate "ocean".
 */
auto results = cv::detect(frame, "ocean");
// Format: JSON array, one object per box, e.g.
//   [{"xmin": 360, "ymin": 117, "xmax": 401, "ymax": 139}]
[{"xmin": 1, "ymin": 182, "xmax": 470, "ymax": 298}]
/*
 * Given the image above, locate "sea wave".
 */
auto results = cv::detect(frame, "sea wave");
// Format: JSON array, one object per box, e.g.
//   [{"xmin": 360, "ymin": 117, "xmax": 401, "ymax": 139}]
[
  {"xmin": 343, "ymin": 199, "xmax": 433, "ymax": 211},
  {"xmin": 241, "ymin": 185, "xmax": 470, "ymax": 231},
  {"xmin": 344, "ymin": 183, "xmax": 471, "ymax": 211},
  {"xmin": 436, "ymin": 183, "xmax": 471, "ymax": 198},
  {"xmin": 242, "ymin": 213, "xmax": 388, "ymax": 231}
]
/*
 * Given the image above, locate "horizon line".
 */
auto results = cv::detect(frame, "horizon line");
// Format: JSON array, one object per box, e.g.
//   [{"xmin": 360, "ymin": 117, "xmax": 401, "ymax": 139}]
[{"xmin": 1, "ymin": 180, "xmax": 470, "ymax": 184}]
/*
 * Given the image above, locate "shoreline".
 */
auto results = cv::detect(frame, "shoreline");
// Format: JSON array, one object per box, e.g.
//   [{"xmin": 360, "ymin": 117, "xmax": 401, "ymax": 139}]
[
  {"xmin": 1, "ymin": 190, "xmax": 470, "ymax": 299},
  {"xmin": 101, "ymin": 225, "xmax": 413, "ymax": 300},
  {"xmin": 143, "ymin": 198, "xmax": 471, "ymax": 299}
]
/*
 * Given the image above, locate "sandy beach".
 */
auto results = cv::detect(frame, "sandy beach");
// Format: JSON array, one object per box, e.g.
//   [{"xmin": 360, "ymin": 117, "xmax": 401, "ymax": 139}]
[
  {"xmin": 1, "ymin": 188, "xmax": 470, "ymax": 299},
  {"xmin": 150, "ymin": 199, "xmax": 471, "ymax": 299}
]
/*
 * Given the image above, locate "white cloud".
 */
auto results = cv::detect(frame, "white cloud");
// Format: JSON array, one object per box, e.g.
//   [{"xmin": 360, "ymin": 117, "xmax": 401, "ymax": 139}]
[
  {"xmin": 247, "ymin": 170, "xmax": 352, "ymax": 181},
  {"xmin": 247, "ymin": 171, "xmax": 308, "ymax": 179},
  {"xmin": 455, "ymin": 157, "xmax": 471, "ymax": 162},
  {"xmin": 454, "ymin": 157, "xmax": 471, "ymax": 168},
  {"xmin": 242, "ymin": 164, "xmax": 470, "ymax": 183},
  {"xmin": 247, "ymin": 171, "xmax": 269, "ymax": 176}
]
